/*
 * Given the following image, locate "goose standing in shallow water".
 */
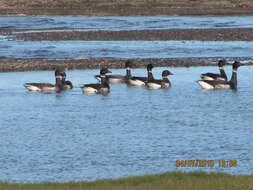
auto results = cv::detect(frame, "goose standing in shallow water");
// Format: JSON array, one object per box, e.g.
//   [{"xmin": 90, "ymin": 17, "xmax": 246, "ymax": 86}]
[
  {"xmin": 197, "ymin": 61, "xmax": 241, "ymax": 90},
  {"xmin": 81, "ymin": 68, "xmax": 111, "ymax": 95},
  {"xmin": 201, "ymin": 59, "xmax": 227, "ymax": 81},
  {"xmin": 24, "ymin": 69, "xmax": 64, "ymax": 92},
  {"xmin": 127, "ymin": 64, "xmax": 154, "ymax": 86},
  {"xmin": 146, "ymin": 70, "xmax": 173, "ymax": 89},
  {"xmin": 95, "ymin": 60, "xmax": 132, "ymax": 84}
]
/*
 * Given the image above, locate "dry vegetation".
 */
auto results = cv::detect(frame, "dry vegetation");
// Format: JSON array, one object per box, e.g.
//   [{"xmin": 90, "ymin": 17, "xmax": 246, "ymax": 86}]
[{"xmin": 0, "ymin": 0, "xmax": 253, "ymax": 15}]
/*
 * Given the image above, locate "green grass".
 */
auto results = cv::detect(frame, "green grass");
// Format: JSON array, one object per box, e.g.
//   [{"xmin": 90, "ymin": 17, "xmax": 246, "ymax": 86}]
[{"xmin": 1, "ymin": 171, "xmax": 253, "ymax": 190}]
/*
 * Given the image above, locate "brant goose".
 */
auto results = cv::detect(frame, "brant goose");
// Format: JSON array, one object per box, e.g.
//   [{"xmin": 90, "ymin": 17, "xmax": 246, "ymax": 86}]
[
  {"xmin": 197, "ymin": 61, "xmax": 241, "ymax": 90},
  {"xmin": 81, "ymin": 68, "xmax": 111, "ymax": 94},
  {"xmin": 146, "ymin": 70, "xmax": 173, "ymax": 89},
  {"xmin": 201, "ymin": 59, "xmax": 227, "ymax": 81},
  {"xmin": 24, "ymin": 69, "xmax": 64, "ymax": 92},
  {"xmin": 128, "ymin": 64, "xmax": 154, "ymax": 86},
  {"xmin": 61, "ymin": 72, "xmax": 73, "ymax": 90},
  {"xmin": 95, "ymin": 60, "xmax": 132, "ymax": 84}
]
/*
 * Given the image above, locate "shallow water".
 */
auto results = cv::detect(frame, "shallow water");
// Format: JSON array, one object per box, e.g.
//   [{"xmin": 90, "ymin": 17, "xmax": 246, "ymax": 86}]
[
  {"xmin": 0, "ymin": 66, "xmax": 252, "ymax": 182},
  {"xmin": 1, "ymin": 40, "xmax": 253, "ymax": 60},
  {"xmin": 1, "ymin": 16, "xmax": 253, "ymax": 62},
  {"xmin": 1, "ymin": 16, "xmax": 253, "ymax": 31}
]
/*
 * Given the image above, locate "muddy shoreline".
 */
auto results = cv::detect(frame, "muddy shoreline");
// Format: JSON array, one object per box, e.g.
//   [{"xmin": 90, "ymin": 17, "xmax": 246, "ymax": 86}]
[
  {"xmin": 1, "ymin": 0, "xmax": 253, "ymax": 16},
  {"xmin": 9, "ymin": 28, "xmax": 253, "ymax": 41},
  {"xmin": 0, "ymin": 57, "xmax": 252, "ymax": 73}
]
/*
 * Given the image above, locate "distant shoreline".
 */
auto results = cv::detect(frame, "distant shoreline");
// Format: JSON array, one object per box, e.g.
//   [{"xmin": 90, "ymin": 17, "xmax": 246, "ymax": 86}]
[
  {"xmin": 9, "ymin": 28, "xmax": 253, "ymax": 41},
  {"xmin": 1, "ymin": 0, "xmax": 253, "ymax": 16},
  {"xmin": 0, "ymin": 57, "xmax": 252, "ymax": 72},
  {"xmin": 1, "ymin": 0, "xmax": 253, "ymax": 72}
]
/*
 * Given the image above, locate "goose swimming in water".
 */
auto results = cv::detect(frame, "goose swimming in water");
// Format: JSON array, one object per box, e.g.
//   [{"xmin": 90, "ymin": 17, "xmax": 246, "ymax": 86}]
[
  {"xmin": 61, "ymin": 71, "xmax": 73, "ymax": 90},
  {"xmin": 146, "ymin": 70, "xmax": 173, "ymax": 89},
  {"xmin": 95, "ymin": 60, "xmax": 132, "ymax": 84},
  {"xmin": 81, "ymin": 68, "xmax": 111, "ymax": 94},
  {"xmin": 24, "ymin": 69, "xmax": 64, "ymax": 92},
  {"xmin": 201, "ymin": 59, "xmax": 227, "ymax": 81},
  {"xmin": 197, "ymin": 61, "xmax": 241, "ymax": 90},
  {"xmin": 127, "ymin": 64, "xmax": 154, "ymax": 86}
]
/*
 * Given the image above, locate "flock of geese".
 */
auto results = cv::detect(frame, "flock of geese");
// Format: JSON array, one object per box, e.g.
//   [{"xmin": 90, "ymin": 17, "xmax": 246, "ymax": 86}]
[{"xmin": 24, "ymin": 59, "xmax": 241, "ymax": 94}]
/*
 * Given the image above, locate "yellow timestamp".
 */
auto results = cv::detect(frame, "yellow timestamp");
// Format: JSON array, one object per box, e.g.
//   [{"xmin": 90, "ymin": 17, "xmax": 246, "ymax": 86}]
[{"xmin": 176, "ymin": 160, "xmax": 237, "ymax": 168}]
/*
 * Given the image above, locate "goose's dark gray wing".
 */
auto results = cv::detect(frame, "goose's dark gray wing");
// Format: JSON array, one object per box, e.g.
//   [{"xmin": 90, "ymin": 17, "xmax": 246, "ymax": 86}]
[
  {"xmin": 148, "ymin": 79, "xmax": 162, "ymax": 84},
  {"xmin": 95, "ymin": 74, "xmax": 125, "ymax": 79},
  {"xmin": 201, "ymin": 73, "xmax": 221, "ymax": 78},
  {"xmin": 107, "ymin": 74, "xmax": 124, "ymax": 79},
  {"xmin": 24, "ymin": 83, "xmax": 54, "ymax": 87},
  {"xmin": 83, "ymin": 83, "xmax": 102, "ymax": 90},
  {"xmin": 201, "ymin": 80, "xmax": 227, "ymax": 86},
  {"xmin": 201, "ymin": 72, "xmax": 227, "ymax": 80},
  {"xmin": 63, "ymin": 81, "xmax": 73, "ymax": 89},
  {"xmin": 131, "ymin": 76, "xmax": 147, "ymax": 82}
]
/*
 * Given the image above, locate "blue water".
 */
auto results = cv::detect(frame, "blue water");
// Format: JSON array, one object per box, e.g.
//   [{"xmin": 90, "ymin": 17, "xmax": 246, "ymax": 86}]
[
  {"xmin": 0, "ymin": 15, "xmax": 253, "ymax": 183},
  {"xmin": 1, "ymin": 40, "xmax": 253, "ymax": 59},
  {"xmin": 1, "ymin": 16, "xmax": 253, "ymax": 60},
  {"xmin": 1, "ymin": 16, "xmax": 253, "ymax": 31},
  {"xmin": 0, "ymin": 66, "xmax": 253, "ymax": 182}
]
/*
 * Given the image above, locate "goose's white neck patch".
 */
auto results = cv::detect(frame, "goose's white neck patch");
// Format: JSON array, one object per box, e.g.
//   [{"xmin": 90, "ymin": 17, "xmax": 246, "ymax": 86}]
[{"xmin": 55, "ymin": 76, "xmax": 62, "ymax": 79}]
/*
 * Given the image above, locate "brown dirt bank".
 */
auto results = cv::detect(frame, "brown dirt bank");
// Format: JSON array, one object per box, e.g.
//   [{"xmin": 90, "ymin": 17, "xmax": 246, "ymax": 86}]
[
  {"xmin": 0, "ymin": 57, "xmax": 252, "ymax": 72},
  {"xmin": 12, "ymin": 28, "xmax": 253, "ymax": 41},
  {"xmin": 0, "ymin": 0, "xmax": 253, "ymax": 15}
]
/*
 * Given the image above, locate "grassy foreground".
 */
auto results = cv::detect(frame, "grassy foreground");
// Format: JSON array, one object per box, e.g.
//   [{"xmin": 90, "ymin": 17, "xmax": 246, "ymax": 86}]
[{"xmin": 1, "ymin": 171, "xmax": 253, "ymax": 190}]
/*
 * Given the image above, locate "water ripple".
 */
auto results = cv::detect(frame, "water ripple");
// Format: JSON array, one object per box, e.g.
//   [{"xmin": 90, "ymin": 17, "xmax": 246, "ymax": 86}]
[
  {"xmin": 0, "ymin": 67, "xmax": 253, "ymax": 182},
  {"xmin": 1, "ymin": 16, "xmax": 253, "ymax": 31},
  {"xmin": 1, "ymin": 40, "xmax": 253, "ymax": 59}
]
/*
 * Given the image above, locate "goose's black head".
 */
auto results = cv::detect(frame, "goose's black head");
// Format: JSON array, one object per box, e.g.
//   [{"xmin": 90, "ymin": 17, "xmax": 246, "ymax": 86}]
[
  {"xmin": 55, "ymin": 69, "xmax": 63, "ymax": 79},
  {"xmin": 233, "ymin": 61, "xmax": 241, "ymax": 70},
  {"xmin": 218, "ymin": 59, "xmax": 226, "ymax": 67},
  {"xmin": 162, "ymin": 70, "xmax": 173, "ymax": 77},
  {"xmin": 100, "ymin": 68, "xmax": 112, "ymax": 75},
  {"xmin": 125, "ymin": 60, "xmax": 132, "ymax": 68},
  {"xmin": 147, "ymin": 64, "xmax": 153, "ymax": 71},
  {"xmin": 55, "ymin": 67, "xmax": 66, "ymax": 76},
  {"xmin": 55, "ymin": 69, "xmax": 62, "ymax": 77}
]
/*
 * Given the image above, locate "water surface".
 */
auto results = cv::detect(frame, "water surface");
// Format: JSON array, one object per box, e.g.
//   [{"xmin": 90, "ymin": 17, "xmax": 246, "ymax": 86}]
[
  {"xmin": 0, "ymin": 66, "xmax": 252, "ymax": 182},
  {"xmin": 1, "ymin": 40, "xmax": 253, "ymax": 59},
  {"xmin": 1, "ymin": 16, "xmax": 253, "ymax": 31},
  {"xmin": 1, "ymin": 16, "xmax": 253, "ymax": 62}
]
